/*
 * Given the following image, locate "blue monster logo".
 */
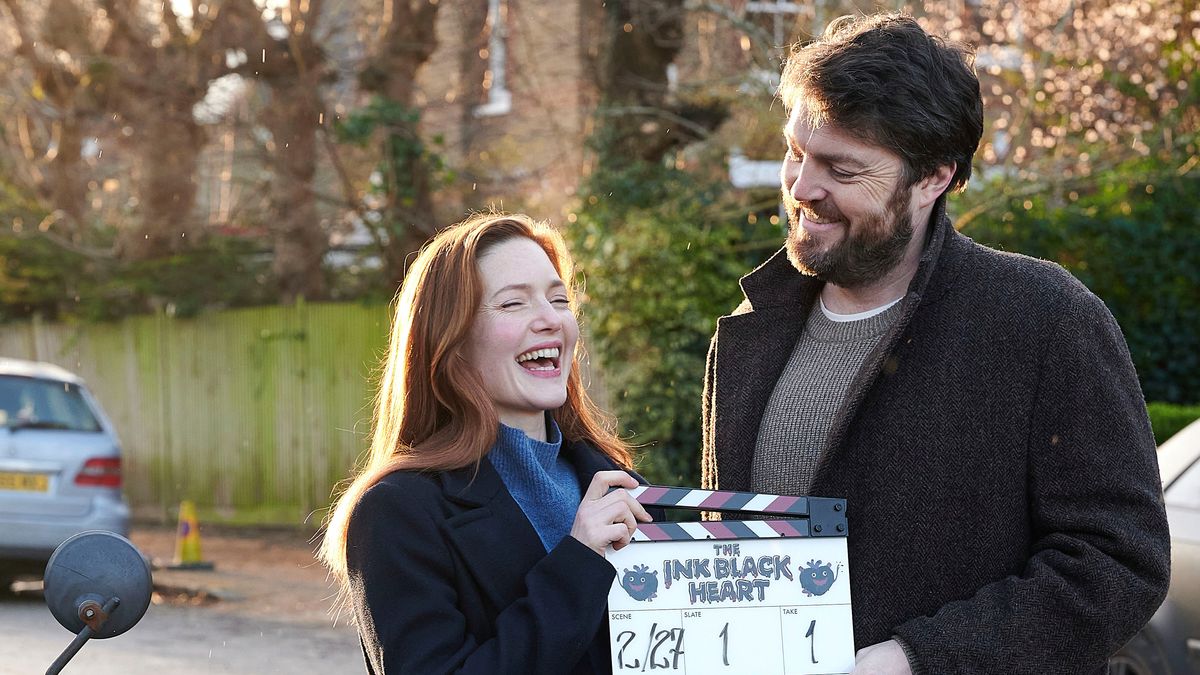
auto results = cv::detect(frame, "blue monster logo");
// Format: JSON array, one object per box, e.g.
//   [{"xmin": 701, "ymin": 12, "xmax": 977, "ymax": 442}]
[
  {"xmin": 620, "ymin": 564, "xmax": 659, "ymax": 601},
  {"xmin": 797, "ymin": 559, "xmax": 842, "ymax": 597}
]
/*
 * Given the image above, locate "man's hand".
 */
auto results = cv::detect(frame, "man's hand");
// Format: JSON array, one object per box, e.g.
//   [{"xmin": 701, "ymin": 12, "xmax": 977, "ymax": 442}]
[{"xmin": 851, "ymin": 640, "xmax": 913, "ymax": 675}]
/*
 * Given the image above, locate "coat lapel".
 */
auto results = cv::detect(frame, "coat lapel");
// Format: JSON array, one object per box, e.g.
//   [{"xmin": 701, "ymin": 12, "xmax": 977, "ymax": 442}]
[
  {"xmin": 712, "ymin": 249, "xmax": 817, "ymax": 492},
  {"xmin": 716, "ymin": 203, "xmax": 962, "ymax": 493},
  {"xmin": 558, "ymin": 440, "xmax": 627, "ymax": 674},
  {"xmin": 712, "ymin": 310, "xmax": 803, "ymax": 491},
  {"xmin": 439, "ymin": 460, "xmax": 546, "ymax": 612}
]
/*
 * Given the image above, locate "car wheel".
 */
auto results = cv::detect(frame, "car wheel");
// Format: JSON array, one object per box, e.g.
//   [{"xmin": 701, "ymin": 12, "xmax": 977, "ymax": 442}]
[{"xmin": 1110, "ymin": 630, "xmax": 1169, "ymax": 675}]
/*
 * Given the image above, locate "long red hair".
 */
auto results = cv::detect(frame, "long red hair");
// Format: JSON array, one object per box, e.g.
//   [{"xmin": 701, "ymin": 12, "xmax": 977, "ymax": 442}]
[{"xmin": 318, "ymin": 213, "xmax": 631, "ymax": 597}]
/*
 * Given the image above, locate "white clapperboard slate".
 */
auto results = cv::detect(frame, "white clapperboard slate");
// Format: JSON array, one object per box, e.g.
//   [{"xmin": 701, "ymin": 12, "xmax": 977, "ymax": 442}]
[{"xmin": 606, "ymin": 486, "xmax": 853, "ymax": 675}]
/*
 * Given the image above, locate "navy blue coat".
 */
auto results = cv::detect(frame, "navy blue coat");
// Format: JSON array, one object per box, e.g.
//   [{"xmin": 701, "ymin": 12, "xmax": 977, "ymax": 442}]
[{"xmin": 346, "ymin": 440, "xmax": 653, "ymax": 674}]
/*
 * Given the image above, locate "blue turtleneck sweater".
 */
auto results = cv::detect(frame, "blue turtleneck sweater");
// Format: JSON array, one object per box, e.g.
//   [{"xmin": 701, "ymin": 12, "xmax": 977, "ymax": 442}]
[{"xmin": 487, "ymin": 420, "xmax": 582, "ymax": 552}]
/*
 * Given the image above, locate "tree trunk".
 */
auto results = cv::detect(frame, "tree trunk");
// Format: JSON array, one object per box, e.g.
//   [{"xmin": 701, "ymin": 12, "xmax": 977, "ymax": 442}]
[
  {"xmin": 1, "ymin": 0, "xmax": 91, "ymax": 240},
  {"xmin": 117, "ymin": 108, "xmax": 206, "ymax": 259},
  {"xmin": 597, "ymin": 0, "xmax": 723, "ymax": 166},
  {"xmin": 48, "ymin": 116, "xmax": 87, "ymax": 236},
  {"xmin": 1181, "ymin": 0, "xmax": 1196, "ymax": 46},
  {"xmin": 358, "ymin": 0, "xmax": 441, "ymax": 290},
  {"xmin": 100, "ymin": 0, "xmax": 241, "ymax": 261},
  {"xmin": 264, "ymin": 77, "xmax": 326, "ymax": 302}
]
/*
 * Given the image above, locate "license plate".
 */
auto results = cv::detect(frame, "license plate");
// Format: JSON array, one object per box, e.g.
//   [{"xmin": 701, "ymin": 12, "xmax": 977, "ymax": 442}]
[{"xmin": 0, "ymin": 471, "xmax": 49, "ymax": 492}]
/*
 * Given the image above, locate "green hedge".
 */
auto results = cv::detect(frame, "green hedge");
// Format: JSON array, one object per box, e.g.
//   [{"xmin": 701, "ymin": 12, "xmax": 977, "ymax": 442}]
[
  {"xmin": 0, "ymin": 233, "xmax": 271, "ymax": 322},
  {"xmin": 1148, "ymin": 402, "xmax": 1200, "ymax": 446},
  {"xmin": 961, "ymin": 163, "xmax": 1199, "ymax": 405},
  {"xmin": 570, "ymin": 163, "xmax": 778, "ymax": 486}
]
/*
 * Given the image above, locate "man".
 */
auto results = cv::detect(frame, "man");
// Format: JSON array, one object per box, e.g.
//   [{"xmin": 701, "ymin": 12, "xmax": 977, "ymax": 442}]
[{"xmin": 700, "ymin": 13, "xmax": 1169, "ymax": 674}]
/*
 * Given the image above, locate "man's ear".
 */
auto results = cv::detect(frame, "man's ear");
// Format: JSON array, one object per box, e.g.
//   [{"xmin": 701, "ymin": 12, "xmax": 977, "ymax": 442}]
[{"xmin": 914, "ymin": 163, "xmax": 956, "ymax": 209}]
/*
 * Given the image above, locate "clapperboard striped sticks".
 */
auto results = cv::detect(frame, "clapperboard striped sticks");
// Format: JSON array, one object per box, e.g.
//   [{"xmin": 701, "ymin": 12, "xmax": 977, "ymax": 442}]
[
  {"xmin": 629, "ymin": 519, "xmax": 809, "ymax": 542},
  {"xmin": 622, "ymin": 485, "xmax": 848, "ymax": 542},
  {"xmin": 627, "ymin": 486, "xmax": 811, "ymax": 515}
]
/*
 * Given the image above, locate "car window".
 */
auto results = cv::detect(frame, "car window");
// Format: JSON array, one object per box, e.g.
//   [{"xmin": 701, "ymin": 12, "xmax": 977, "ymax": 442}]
[
  {"xmin": 1165, "ymin": 451, "xmax": 1200, "ymax": 510},
  {"xmin": 0, "ymin": 376, "xmax": 102, "ymax": 432}
]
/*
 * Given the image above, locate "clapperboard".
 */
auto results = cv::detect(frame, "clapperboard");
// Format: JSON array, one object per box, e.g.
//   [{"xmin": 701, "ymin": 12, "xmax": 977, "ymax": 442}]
[{"xmin": 606, "ymin": 486, "xmax": 853, "ymax": 675}]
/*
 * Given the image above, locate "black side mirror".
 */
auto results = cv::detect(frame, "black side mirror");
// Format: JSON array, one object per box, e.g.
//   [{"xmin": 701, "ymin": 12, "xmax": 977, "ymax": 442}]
[{"xmin": 42, "ymin": 531, "xmax": 153, "ymax": 675}]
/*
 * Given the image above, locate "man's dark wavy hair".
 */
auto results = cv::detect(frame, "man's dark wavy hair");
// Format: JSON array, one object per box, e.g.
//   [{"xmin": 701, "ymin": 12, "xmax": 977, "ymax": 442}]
[{"xmin": 779, "ymin": 13, "xmax": 984, "ymax": 193}]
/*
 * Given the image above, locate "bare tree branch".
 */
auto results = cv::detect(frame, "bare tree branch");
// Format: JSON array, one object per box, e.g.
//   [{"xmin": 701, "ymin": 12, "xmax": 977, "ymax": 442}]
[
  {"xmin": 595, "ymin": 104, "xmax": 715, "ymax": 140},
  {"xmin": 30, "ymin": 211, "xmax": 116, "ymax": 259},
  {"xmin": 683, "ymin": 0, "xmax": 779, "ymax": 70}
]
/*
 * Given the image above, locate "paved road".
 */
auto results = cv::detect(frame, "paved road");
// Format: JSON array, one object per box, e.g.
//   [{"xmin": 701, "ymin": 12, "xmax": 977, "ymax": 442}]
[{"xmin": 0, "ymin": 587, "xmax": 362, "ymax": 674}]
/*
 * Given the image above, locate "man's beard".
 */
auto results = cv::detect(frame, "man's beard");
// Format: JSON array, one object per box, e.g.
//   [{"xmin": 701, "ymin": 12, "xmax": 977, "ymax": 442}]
[{"xmin": 784, "ymin": 184, "xmax": 914, "ymax": 288}]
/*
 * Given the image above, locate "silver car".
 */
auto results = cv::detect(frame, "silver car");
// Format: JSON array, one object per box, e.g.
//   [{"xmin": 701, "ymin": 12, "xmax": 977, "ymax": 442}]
[{"xmin": 0, "ymin": 358, "xmax": 129, "ymax": 583}]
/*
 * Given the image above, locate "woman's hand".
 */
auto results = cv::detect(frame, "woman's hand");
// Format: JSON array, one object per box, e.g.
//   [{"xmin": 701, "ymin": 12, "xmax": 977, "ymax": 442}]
[{"xmin": 570, "ymin": 471, "xmax": 653, "ymax": 556}]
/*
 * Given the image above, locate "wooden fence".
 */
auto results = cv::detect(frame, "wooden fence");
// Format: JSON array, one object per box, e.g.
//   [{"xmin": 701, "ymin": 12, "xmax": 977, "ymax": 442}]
[{"xmin": 0, "ymin": 302, "xmax": 391, "ymax": 526}]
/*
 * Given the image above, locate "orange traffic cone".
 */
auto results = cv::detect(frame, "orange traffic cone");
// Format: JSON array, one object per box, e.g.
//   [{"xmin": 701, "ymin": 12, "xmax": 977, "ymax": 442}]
[{"xmin": 166, "ymin": 500, "xmax": 214, "ymax": 570}]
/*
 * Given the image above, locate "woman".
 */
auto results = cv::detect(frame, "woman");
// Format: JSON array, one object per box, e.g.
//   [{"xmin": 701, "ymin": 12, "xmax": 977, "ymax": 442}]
[{"xmin": 318, "ymin": 213, "xmax": 655, "ymax": 674}]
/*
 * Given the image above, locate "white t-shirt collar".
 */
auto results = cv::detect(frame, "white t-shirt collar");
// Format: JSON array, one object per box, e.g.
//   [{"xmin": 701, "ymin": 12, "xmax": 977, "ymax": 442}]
[{"xmin": 820, "ymin": 296, "xmax": 903, "ymax": 323}]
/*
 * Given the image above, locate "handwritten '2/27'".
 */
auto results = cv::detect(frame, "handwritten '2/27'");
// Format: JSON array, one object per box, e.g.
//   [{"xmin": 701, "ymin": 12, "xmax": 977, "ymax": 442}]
[{"xmin": 615, "ymin": 620, "xmax": 819, "ymax": 670}]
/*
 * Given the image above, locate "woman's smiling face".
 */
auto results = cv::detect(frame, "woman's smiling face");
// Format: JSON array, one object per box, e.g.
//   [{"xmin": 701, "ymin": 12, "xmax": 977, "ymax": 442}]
[{"xmin": 464, "ymin": 236, "xmax": 578, "ymax": 439}]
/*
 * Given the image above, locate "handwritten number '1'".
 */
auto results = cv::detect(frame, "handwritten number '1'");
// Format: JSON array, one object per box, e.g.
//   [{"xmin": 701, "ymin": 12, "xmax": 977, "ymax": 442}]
[
  {"xmin": 719, "ymin": 623, "xmax": 729, "ymax": 666},
  {"xmin": 805, "ymin": 619, "xmax": 817, "ymax": 664}
]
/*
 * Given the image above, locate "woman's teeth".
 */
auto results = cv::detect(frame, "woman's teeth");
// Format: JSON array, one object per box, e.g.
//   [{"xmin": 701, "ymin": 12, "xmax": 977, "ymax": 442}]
[
  {"xmin": 516, "ymin": 347, "xmax": 560, "ymax": 362},
  {"xmin": 516, "ymin": 347, "xmax": 560, "ymax": 371}
]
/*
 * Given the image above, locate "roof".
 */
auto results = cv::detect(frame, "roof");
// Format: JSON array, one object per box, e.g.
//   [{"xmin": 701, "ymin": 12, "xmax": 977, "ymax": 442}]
[{"xmin": 0, "ymin": 358, "xmax": 86, "ymax": 385}]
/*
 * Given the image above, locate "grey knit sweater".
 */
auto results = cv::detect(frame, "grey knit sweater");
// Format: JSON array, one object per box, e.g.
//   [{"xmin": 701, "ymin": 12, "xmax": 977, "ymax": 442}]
[{"xmin": 752, "ymin": 302, "xmax": 902, "ymax": 496}]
